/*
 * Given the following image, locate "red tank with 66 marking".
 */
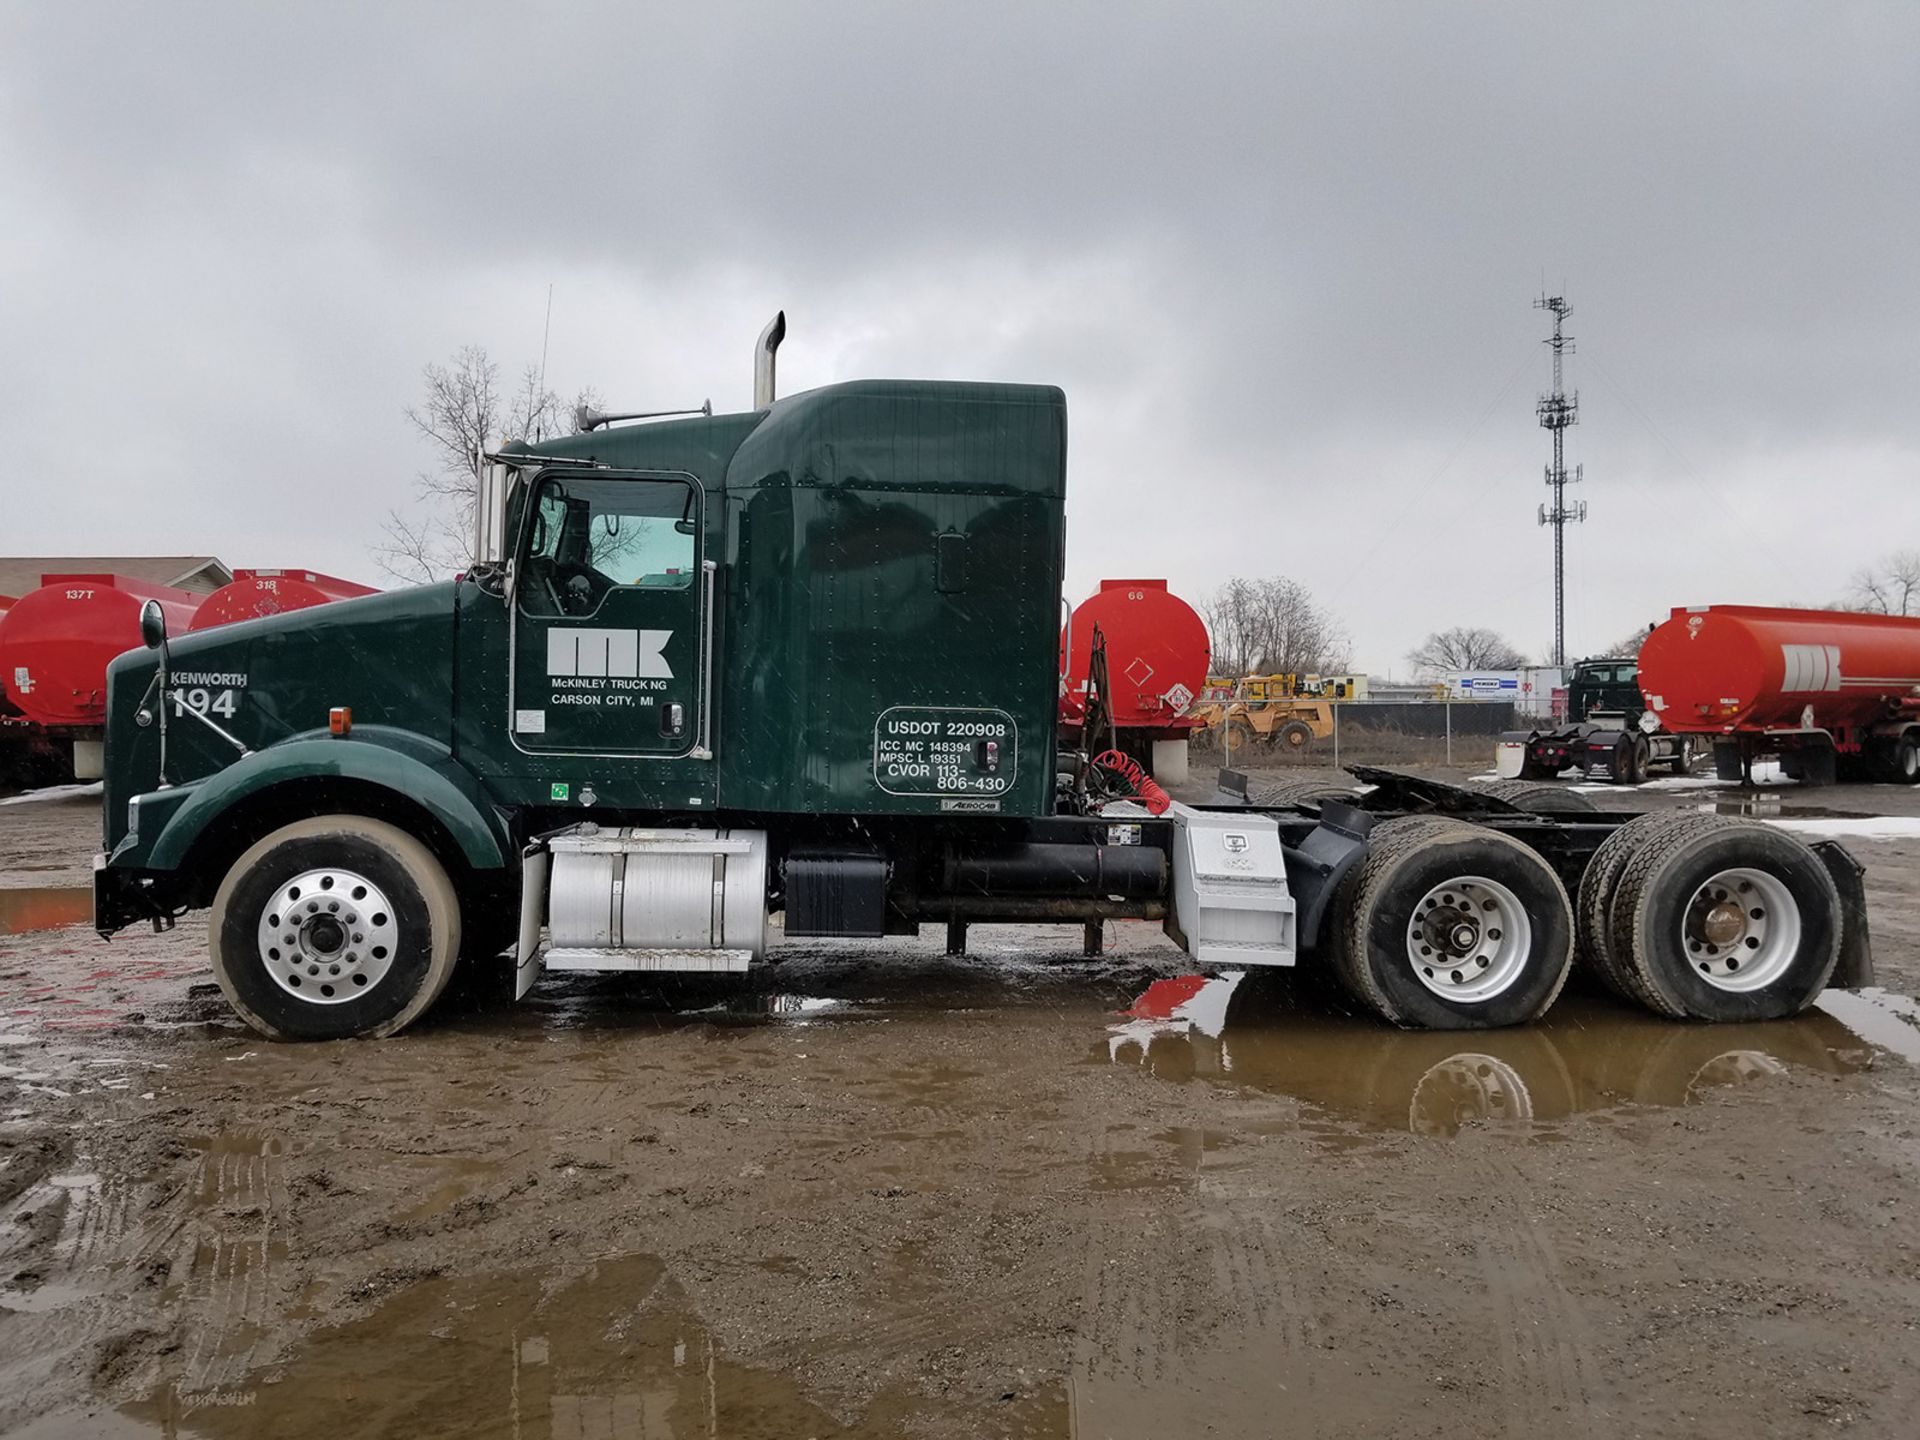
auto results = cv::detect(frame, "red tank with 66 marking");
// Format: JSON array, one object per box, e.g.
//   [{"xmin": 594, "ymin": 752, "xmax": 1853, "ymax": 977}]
[{"xmin": 1059, "ymin": 579, "xmax": 1211, "ymax": 737}]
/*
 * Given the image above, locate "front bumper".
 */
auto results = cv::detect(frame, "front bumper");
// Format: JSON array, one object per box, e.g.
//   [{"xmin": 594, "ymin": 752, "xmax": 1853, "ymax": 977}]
[{"xmin": 93, "ymin": 853, "xmax": 178, "ymax": 935}]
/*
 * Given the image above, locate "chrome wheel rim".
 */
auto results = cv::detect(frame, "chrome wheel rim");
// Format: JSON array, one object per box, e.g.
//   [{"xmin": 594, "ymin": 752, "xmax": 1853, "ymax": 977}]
[
  {"xmin": 1404, "ymin": 874, "xmax": 1533, "ymax": 1002},
  {"xmin": 1682, "ymin": 866, "xmax": 1799, "ymax": 992},
  {"xmin": 255, "ymin": 867, "xmax": 398, "ymax": 1005}
]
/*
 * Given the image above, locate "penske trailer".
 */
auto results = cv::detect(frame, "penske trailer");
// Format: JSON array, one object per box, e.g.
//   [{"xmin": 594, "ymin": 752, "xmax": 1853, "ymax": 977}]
[{"xmin": 90, "ymin": 319, "xmax": 1873, "ymax": 1040}]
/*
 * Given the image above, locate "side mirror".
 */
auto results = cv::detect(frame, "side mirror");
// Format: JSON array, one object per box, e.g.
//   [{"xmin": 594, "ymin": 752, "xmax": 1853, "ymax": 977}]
[{"xmin": 139, "ymin": 600, "xmax": 168, "ymax": 650}]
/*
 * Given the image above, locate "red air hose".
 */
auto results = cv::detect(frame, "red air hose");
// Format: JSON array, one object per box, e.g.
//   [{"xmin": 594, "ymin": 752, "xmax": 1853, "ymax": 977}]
[{"xmin": 1092, "ymin": 749, "xmax": 1171, "ymax": 816}]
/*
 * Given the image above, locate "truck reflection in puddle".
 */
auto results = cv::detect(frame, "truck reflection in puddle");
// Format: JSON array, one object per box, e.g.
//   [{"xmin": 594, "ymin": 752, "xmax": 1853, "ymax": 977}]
[
  {"xmin": 121, "ymin": 1253, "xmax": 851, "ymax": 1439},
  {"xmin": 1105, "ymin": 972, "xmax": 1904, "ymax": 1137}
]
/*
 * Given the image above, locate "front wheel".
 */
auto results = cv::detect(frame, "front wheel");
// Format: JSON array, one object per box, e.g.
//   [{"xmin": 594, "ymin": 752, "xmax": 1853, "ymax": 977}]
[
  {"xmin": 209, "ymin": 815, "xmax": 463, "ymax": 1040},
  {"xmin": 1332, "ymin": 817, "xmax": 1574, "ymax": 1030}
]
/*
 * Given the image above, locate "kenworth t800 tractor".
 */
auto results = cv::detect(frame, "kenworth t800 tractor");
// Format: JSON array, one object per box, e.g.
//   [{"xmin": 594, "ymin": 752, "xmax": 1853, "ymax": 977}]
[{"xmin": 92, "ymin": 320, "xmax": 1873, "ymax": 1039}]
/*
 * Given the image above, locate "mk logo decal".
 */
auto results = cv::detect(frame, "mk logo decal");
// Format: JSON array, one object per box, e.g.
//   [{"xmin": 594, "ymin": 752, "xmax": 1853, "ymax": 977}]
[{"xmin": 546, "ymin": 628, "xmax": 674, "ymax": 679}]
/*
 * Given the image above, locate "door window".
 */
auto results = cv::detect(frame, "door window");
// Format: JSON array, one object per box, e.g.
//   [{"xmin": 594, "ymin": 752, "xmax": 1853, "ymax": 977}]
[{"xmin": 519, "ymin": 475, "xmax": 696, "ymax": 618}]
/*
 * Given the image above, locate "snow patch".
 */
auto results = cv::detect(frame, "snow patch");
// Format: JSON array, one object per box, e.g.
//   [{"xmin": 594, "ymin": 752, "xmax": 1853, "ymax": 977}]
[
  {"xmin": 0, "ymin": 782, "xmax": 103, "ymax": 806},
  {"xmin": 1769, "ymin": 817, "xmax": 1920, "ymax": 841}
]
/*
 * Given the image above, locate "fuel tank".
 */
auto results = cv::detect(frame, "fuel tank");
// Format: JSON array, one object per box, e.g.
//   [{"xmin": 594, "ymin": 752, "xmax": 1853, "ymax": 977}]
[
  {"xmin": 0, "ymin": 575, "xmax": 201, "ymax": 729},
  {"xmin": 1060, "ymin": 579, "xmax": 1211, "ymax": 735},
  {"xmin": 189, "ymin": 568, "xmax": 378, "ymax": 630},
  {"xmin": 1640, "ymin": 604, "xmax": 1920, "ymax": 734}
]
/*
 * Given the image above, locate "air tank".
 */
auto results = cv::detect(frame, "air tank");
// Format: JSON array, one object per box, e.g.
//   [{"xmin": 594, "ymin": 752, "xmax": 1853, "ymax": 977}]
[
  {"xmin": 189, "ymin": 568, "xmax": 377, "ymax": 631},
  {"xmin": 1640, "ymin": 604, "xmax": 1920, "ymax": 733},
  {"xmin": 1059, "ymin": 579, "xmax": 1211, "ymax": 734},
  {"xmin": 0, "ymin": 575, "xmax": 202, "ymax": 730}
]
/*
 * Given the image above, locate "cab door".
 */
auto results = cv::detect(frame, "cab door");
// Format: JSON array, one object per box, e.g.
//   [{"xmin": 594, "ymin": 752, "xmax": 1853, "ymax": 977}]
[{"xmin": 508, "ymin": 469, "xmax": 711, "ymax": 770}]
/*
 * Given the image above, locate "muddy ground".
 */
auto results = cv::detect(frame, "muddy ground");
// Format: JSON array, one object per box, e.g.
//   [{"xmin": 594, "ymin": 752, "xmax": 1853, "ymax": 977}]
[{"xmin": 2, "ymin": 768, "xmax": 1918, "ymax": 1438}]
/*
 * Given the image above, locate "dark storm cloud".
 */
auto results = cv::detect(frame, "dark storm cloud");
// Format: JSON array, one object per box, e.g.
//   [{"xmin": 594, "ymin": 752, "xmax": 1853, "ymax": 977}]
[{"xmin": 3, "ymin": 2, "xmax": 1916, "ymax": 666}]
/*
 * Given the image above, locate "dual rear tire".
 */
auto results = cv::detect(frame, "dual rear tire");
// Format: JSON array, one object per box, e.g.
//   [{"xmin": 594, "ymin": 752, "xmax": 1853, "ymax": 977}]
[{"xmin": 1575, "ymin": 813, "xmax": 1840, "ymax": 1021}]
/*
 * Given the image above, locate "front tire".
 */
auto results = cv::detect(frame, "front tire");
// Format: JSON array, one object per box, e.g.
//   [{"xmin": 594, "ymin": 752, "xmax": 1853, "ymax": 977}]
[
  {"xmin": 1333, "ymin": 817, "xmax": 1574, "ymax": 1030},
  {"xmin": 209, "ymin": 815, "xmax": 463, "ymax": 1040}
]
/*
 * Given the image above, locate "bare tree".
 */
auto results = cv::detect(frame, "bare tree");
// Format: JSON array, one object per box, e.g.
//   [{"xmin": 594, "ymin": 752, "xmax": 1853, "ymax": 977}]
[
  {"xmin": 1407, "ymin": 626, "xmax": 1528, "ymax": 675},
  {"xmin": 1597, "ymin": 624, "xmax": 1653, "ymax": 660},
  {"xmin": 372, "ymin": 347, "xmax": 578, "ymax": 584},
  {"xmin": 1848, "ymin": 550, "xmax": 1920, "ymax": 616},
  {"xmin": 1200, "ymin": 577, "xmax": 1350, "ymax": 676}
]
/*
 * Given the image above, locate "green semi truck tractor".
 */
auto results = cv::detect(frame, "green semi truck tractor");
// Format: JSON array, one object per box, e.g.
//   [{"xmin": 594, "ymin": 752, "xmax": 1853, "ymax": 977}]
[{"xmin": 93, "ymin": 320, "xmax": 1872, "ymax": 1039}]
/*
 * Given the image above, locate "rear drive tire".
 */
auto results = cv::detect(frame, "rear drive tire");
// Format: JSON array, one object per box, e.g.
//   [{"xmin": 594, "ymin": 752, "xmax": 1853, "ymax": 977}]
[
  {"xmin": 1574, "ymin": 814, "xmax": 1734, "ymax": 1008},
  {"xmin": 1607, "ymin": 816, "xmax": 1840, "ymax": 1022},
  {"xmin": 209, "ymin": 815, "xmax": 463, "ymax": 1041},
  {"xmin": 1475, "ymin": 779, "xmax": 1600, "ymax": 814},
  {"xmin": 1333, "ymin": 817, "xmax": 1574, "ymax": 1030},
  {"xmin": 1626, "ymin": 733, "xmax": 1652, "ymax": 785}
]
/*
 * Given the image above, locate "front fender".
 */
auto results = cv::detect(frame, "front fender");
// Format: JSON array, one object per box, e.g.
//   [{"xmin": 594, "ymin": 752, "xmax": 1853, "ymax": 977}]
[{"xmin": 141, "ymin": 729, "xmax": 510, "ymax": 873}]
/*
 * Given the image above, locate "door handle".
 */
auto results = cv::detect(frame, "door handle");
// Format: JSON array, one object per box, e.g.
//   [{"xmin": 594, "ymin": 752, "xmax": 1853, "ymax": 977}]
[{"xmin": 691, "ymin": 560, "xmax": 717, "ymax": 759}]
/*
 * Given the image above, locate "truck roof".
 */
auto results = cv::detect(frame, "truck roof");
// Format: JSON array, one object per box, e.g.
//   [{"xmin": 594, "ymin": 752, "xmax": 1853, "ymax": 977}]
[{"xmin": 518, "ymin": 379, "xmax": 1067, "ymax": 498}]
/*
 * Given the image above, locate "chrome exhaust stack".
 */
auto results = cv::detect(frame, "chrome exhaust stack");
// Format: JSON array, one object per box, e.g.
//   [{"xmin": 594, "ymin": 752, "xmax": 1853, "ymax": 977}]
[{"xmin": 755, "ymin": 311, "xmax": 786, "ymax": 409}]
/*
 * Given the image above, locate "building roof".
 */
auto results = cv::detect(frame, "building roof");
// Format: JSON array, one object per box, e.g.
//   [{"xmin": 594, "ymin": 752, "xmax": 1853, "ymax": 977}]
[{"xmin": 0, "ymin": 556, "xmax": 233, "ymax": 598}]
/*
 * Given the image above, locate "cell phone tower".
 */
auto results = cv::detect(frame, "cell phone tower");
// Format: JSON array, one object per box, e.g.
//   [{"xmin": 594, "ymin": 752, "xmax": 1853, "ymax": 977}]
[{"xmin": 1535, "ymin": 293, "xmax": 1586, "ymax": 667}]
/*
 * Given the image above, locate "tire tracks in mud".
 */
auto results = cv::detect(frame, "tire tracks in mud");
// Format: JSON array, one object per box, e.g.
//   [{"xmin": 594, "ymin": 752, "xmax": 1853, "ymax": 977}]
[
  {"xmin": 1068, "ymin": 1126, "xmax": 1320, "ymax": 1431},
  {"xmin": 1473, "ymin": 1149, "xmax": 1611, "ymax": 1438}
]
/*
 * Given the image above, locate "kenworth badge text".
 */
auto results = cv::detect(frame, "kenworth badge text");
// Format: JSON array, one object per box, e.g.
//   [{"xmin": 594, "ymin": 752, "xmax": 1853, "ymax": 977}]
[{"xmin": 92, "ymin": 318, "xmax": 1873, "ymax": 1040}]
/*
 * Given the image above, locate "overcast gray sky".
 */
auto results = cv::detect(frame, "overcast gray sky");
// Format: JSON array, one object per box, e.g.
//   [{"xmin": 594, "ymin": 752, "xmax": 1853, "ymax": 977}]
[{"xmin": 4, "ymin": 2, "xmax": 1915, "ymax": 672}]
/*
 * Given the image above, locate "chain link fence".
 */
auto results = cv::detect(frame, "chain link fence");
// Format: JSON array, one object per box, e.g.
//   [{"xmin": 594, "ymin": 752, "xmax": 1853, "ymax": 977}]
[{"xmin": 1192, "ymin": 700, "xmax": 1523, "ymax": 773}]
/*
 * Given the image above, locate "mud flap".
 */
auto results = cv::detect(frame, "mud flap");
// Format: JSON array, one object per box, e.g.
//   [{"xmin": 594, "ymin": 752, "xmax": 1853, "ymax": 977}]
[
  {"xmin": 1809, "ymin": 840, "xmax": 1874, "ymax": 989},
  {"xmin": 514, "ymin": 843, "xmax": 550, "ymax": 1001}
]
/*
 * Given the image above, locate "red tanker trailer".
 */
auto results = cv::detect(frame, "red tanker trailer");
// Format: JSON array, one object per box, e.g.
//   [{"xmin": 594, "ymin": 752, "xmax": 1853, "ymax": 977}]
[
  {"xmin": 0, "ymin": 575, "xmax": 203, "ymax": 779},
  {"xmin": 189, "ymin": 568, "xmax": 377, "ymax": 630},
  {"xmin": 1059, "ymin": 578, "xmax": 1211, "ymax": 780},
  {"xmin": 1640, "ymin": 604, "xmax": 1920, "ymax": 785}
]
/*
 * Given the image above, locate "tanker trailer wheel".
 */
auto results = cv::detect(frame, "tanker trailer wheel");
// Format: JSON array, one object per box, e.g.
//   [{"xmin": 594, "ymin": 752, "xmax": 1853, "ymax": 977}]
[
  {"xmin": 1277, "ymin": 720, "xmax": 1315, "ymax": 752},
  {"xmin": 1605, "ymin": 815, "xmax": 1841, "ymax": 1022},
  {"xmin": 1332, "ymin": 817, "xmax": 1573, "ymax": 1030},
  {"xmin": 1474, "ymin": 778, "xmax": 1600, "ymax": 814},
  {"xmin": 209, "ymin": 815, "xmax": 463, "ymax": 1041}
]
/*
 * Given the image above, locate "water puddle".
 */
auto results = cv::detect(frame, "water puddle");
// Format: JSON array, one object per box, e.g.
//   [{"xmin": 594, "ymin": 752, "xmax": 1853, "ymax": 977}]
[
  {"xmin": 0, "ymin": 886, "xmax": 91, "ymax": 936},
  {"xmin": 1697, "ymin": 797, "xmax": 1875, "ymax": 821},
  {"xmin": 1105, "ymin": 972, "xmax": 1899, "ymax": 1136},
  {"xmin": 106, "ymin": 1252, "xmax": 869, "ymax": 1438}
]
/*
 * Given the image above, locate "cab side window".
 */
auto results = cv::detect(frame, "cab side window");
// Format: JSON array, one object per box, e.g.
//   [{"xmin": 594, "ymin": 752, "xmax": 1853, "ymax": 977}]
[{"xmin": 518, "ymin": 476, "xmax": 697, "ymax": 618}]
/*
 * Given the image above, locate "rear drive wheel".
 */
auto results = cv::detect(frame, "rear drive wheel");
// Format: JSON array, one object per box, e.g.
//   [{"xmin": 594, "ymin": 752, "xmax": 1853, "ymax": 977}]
[
  {"xmin": 1333, "ymin": 817, "xmax": 1573, "ymax": 1030},
  {"xmin": 1574, "ymin": 813, "xmax": 1730, "ymax": 1007},
  {"xmin": 1475, "ymin": 779, "xmax": 1600, "ymax": 814},
  {"xmin": 1625, "ymin": 733, "xmax": 1652, "ymax": 785},
  {"xmin": 209, "ymin": 815, "xmax": 463, "ymax": 1040},
  {"xmin": 1606, "ymin": 816, "xmax": 1840, "ymax": 1022},
  {"xmin": 1276, "ymin": 720, "xmax": 1315, "ymax": 751}
]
